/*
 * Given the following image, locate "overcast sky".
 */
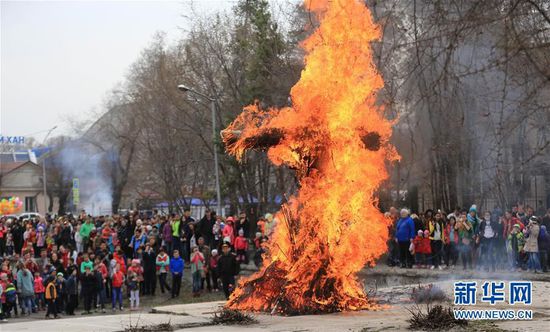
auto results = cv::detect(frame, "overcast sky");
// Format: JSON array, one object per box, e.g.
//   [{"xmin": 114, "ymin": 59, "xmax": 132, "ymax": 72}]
[{"xmin": 1, "ymin": 0, "xmax": 234, "ymax": 143}]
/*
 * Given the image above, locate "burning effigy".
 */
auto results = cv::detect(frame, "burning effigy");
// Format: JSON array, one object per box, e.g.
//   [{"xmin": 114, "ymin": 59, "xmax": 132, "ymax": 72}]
[{"xmin": 221, "ymin": 0, "xmax": 399, "ymax": 315}]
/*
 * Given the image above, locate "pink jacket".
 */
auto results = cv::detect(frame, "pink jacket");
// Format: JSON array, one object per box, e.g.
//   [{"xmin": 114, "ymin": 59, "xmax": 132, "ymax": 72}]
[{"xmin": 222, "ymin": 224, "xmax": 234, "ymax": 244}]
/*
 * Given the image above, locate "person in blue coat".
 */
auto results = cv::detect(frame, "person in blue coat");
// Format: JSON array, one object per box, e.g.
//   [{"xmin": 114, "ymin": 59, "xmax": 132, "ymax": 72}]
[
  {"xmin": 169, "ymin": 250, "xmax": 184, "ymax": 298},
  {"xmin": 395, "ymin": 208, "xmax": 415, "ymax": 268}
]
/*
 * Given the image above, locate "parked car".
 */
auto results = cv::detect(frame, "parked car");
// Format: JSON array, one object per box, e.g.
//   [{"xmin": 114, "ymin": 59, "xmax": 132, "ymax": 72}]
[{"xmin": 18, "ymin": 212, "xmax": 42, "ymax": 220}]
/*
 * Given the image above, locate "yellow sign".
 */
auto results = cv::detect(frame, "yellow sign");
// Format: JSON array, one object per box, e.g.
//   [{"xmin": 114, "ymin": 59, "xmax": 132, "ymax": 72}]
[{"xmin": 72, "ymin": 178, "xmax": 80, "ymax": 204}]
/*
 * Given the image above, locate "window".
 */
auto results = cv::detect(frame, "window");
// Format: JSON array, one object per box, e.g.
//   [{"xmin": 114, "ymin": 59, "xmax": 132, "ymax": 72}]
[{"xmin": 25, "ymin": 196, "xmax": 36, "ymax": 212}]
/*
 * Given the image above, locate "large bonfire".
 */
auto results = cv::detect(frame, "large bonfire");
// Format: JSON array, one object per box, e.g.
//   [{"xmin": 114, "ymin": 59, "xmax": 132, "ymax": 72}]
[{"xmin": 221, "ymin": 0, "xmax": 398, "ymax": 315}]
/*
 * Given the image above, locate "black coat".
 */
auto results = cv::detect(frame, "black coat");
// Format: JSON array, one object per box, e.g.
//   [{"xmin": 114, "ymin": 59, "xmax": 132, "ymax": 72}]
[
  {"xmin": 235, "ymin": 218, "xmax": 249, "ymax": 238},
  {"xmin": 66, "ymin": 275, "xmax": 79, "ymax": 295},
  {"xmin": 142, "ymin": 250, "xmax": 157, "ymax": 273},
  {"xmin": 181, "ymin": 217, "xmax": 195, "ymax": 240},
  {"xmin": 56, "ymin": 279, "xmax": 67, "ymax": 295},
  {"xmin": 217, "ymin": 253, "xmax": 239, "ymax": 278},
  {"xmin": 52, "ymin": 260, "xmax": 66, "ymax": 277},
  {"xmin": 80, "ymin": 273, "xmax": 97, "ymax": 294},
  {"xmin": 94, "ymin": 271, "xmax": 104, "ymax": 290},
  {"xmin": 198, "ymin": 216, "xmax": 214, "ymax": 242},
  {"xmin": 60, "ymin": 226, "xmax": 72, "ymax": 245},
  {"xmin": 12, "ymin": 224, "xmax": 24, "ymax": 248}
]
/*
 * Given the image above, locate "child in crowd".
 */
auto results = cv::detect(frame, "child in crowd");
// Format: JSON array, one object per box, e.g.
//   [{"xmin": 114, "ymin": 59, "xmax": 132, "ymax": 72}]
[
  {"xmin": 413, "ymin": 230, "xmax": 424, "ymax": 268},
  {"xmin": 55, "ymin": 272, "xmax": 66, "ymax": 315},
  {"xmin": 156, "ymin": 247, "xmax": 171, "ymax": 294},
  {"xmin": 457, "ymin": 215, "xmax": 473, "ymax": 270},
  {"xmin": 33, "ymin": 272, "xmax": 45, "ymax": 311},
  {"xmin": 223, "ymin": 218, "xmax": 235, "ymax": 245},
  {"xmin": 234, "ymin": 229, "xmax": 248, "ymax": 264},
  {"xmin": 0, "ymin": 273, "xmax": 12, "ymax": 318},
  {"xmin": 127, "ymin": 259, "xmax": 143, "ymax": 310},
  {"xmin": 65, "ymin": 268, "xmax": 78, "ymax": 315},
  {"xmin": 44, "ymin": 276, "xmax": 58, "ymax": 319},
  {"xmin": 3, "ymin": 282, "xmax": 17, "ymax": 318},
  {"xmin": 507, "ymin": 224, "xmax": 525, "ymax": 271},
  {"xmin": 212, "ymin": 217, "xmax": 223, "ymax": 250},
  {"xmin": 170, "ymin": 250, "xmax": 184, "ymax": 298},
  {"xmin": 253, "ymin": 236, "xmax": 268, "ymax": 268},
  {"xmin": 80, "ymin": 266, "xmax": 96, "ymax": 315},
  {"xmin": 210, "ymin": 249, "xmax": 220, "ymax": 292},
  {"xmin": 111, "ymin": 264, "xmax": 124, "ymax": 311},
  {"xmin": 190, "ymin": 246, "xmax": 205, "ymax": 297}
]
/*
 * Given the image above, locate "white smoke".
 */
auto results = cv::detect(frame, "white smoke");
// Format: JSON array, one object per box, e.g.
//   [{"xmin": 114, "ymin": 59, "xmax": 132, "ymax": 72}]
[{"xmin": 58, "ymin": 142, "xmax": 112, "ymax": 215}]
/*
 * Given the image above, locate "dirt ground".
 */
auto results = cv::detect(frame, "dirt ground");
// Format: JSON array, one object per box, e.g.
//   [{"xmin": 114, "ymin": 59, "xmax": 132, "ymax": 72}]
[{"xmin": 3, "ymin": 264, "xmax": 549, "ymax": 331}]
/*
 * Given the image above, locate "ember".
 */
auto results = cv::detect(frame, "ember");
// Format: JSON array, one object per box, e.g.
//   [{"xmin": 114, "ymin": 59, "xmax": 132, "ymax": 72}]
[{"xmin": 221, "ymin": 0, "xmax": 398, "ymax": 315}]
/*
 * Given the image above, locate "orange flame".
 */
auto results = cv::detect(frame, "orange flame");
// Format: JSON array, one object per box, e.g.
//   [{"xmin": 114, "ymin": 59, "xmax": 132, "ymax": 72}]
[{"xmin": 222, "ymin": 0, "xmax": 398, "ymax": 314}]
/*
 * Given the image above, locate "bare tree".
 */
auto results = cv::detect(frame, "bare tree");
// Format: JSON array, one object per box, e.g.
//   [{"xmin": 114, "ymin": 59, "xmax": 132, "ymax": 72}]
[{"xmin": 368, "ymin": 0, "xmax": 550, "ymax": 212}]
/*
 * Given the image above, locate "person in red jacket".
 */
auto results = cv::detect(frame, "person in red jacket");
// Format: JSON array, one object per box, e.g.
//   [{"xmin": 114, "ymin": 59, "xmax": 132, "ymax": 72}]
[
  {"xmin": 422, "ymin": 230, "xmax": 432, "ymax": 268},
  {"xmin": 113, "ymin": 250, "xmax": 126, "ymax": 274},
  {"xmin": 111, "ymin": 264, "xmax": 125, "ymax": 311},
  {"xmin": 0, "ymin": 273, "xmax": 8, "ymax": 312},
  {"xmin": 233, "ymin": 229, "xmax": 248, "ymax": 264},
  {"xmin": 101, "ymin": 222, "xmax": 112, "ymax": 241},
  {"xmin": 34, "ymin": 272, "xmax": 45, "ymax": 310},
  {"xmin": 94, "ymin": 257, "xmax": 108, "ymax": 279},
  {"xmin": 0, "ymin": 263, "xmax": 12, "ymax": 283},
  {"xmin": 59, "ymin": 246, "xmax": 70, "ymax": 269},
  {"xmin": 209, "ymin": 249, "xmax": 220, "ymax": 292},
  {"xmin": 412, "ymin": 230, "xmax": 424, "ymax": 268},
  {"xmin": 222, "ymin": 217, "xmax": 235, "ymax": 245},
  {"xmin": 503, "ymin": 211, "xmax": 523, "ymax": 238}
]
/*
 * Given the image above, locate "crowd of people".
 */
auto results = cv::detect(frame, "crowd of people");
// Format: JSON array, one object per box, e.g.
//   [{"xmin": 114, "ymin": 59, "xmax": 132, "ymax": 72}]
[
  {"xmin": 389, "ymin": 205, "xmax": 550, "ymax": 273},
  {"xmin": 0, "ymin": 203, "xmax": 548, "ymax": 323},
  {"xmin": 0, "ymin": 209, "xmax": 272, "ymax": 322}
]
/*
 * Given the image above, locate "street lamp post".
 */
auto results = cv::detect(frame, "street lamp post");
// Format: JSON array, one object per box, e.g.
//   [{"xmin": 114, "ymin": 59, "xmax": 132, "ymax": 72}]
[
  {"xmin": 42, "ymin": 126, "xmax": 57, "ymax": 215},
  {"xmin": 177, "ymin": 85, "xmax": 222, "ymax": 216}
]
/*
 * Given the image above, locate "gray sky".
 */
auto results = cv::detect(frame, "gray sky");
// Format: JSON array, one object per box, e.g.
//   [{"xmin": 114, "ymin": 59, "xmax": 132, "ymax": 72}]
[{"xmin": 1, "ymin": 0, "xmax": 234, "ymax": 143}]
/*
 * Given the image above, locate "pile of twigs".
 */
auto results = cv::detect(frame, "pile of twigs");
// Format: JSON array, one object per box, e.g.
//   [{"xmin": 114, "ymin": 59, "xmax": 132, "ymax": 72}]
[
  {"xmin": 242, "ymin": 128, "xmax": 284, "ymax": 151},
  {"xmin": 211, "ymin": 308, "xmax": 258, "ymax": 325},
  {"xmin": 408, "ymin": 304, "xmax": 467, "ymax": 330}
]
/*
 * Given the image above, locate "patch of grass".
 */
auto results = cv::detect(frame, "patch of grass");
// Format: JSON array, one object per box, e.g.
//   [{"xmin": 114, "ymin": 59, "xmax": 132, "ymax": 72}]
[
  {"xmin": 211, "ymin": 307, "xmax": 258, "ymax": 325},
  {"xmin": 411, "ymin": 284, "xmax": 448, "ymax": 304},
  {"xmin": 407, "ymin": 304, "xmax": 467, "ymax": 330}
]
